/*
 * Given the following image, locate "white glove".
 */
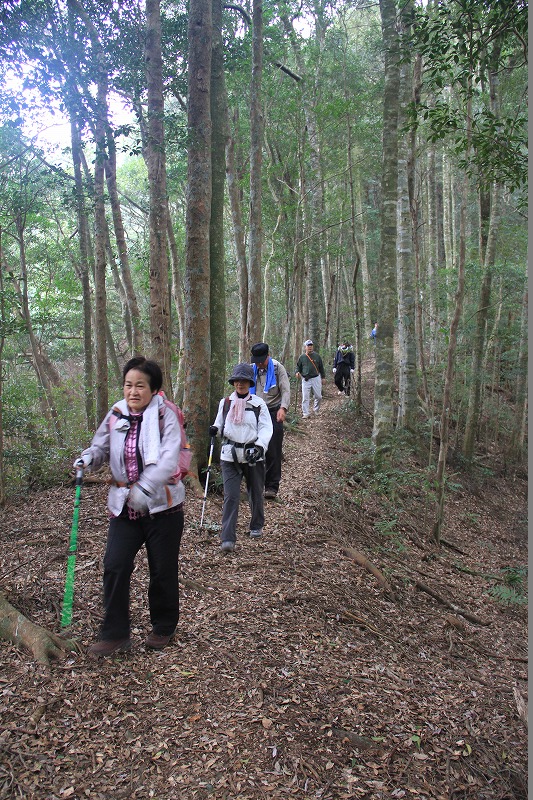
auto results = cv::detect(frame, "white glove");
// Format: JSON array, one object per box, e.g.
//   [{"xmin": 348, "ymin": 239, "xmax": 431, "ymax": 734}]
[
  {"xmin": 73, "ymin": 453, "xmax": 92, "ymax": 470},
  {"xmin": 332, "ymin": 368, "xmax": 336, "ymax": 373},
  {"xmin": 128, "ymin": 483, "xmax": 150, "ymax": 513}
]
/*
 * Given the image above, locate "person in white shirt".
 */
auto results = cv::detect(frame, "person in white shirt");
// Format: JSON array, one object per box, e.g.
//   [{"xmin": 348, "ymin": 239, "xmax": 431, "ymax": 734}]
[{"xmin": 210, "ymin": 363, "xmax": 273, "ymax": 553}]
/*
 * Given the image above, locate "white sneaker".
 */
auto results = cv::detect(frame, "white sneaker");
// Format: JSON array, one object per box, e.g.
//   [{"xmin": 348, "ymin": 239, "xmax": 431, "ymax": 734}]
[{"xmin": 249, "ymin": 529, "xmax": 263, "ymax": 538}]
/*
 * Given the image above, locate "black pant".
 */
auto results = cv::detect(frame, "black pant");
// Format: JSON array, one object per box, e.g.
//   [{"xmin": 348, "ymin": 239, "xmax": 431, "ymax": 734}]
[
  {"xmin": 266, "ymin": 408, "xmax": 284, "ymax": 492},
  {"xmin": 334, "ymin": 362, "xmax": 351, "ymax": 394},
  {"xmin": 100, "ymin": 506, "xmax": 184, "ymax": 640}
]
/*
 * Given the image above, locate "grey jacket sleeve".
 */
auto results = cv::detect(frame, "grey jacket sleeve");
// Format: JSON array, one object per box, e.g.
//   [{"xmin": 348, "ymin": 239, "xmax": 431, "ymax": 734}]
[{"xmin": 276, "ymin": 362, "xmax": 291, "ymax": 410}]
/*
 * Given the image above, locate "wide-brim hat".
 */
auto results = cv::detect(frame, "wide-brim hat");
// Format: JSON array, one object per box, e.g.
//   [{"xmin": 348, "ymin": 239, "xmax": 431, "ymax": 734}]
[
  {"xmin": 228, "ymin": 363, "xmax": 256, "ymax": 387},
  {"xmin": 251, "ymin": 342, "xmax": 269, "ymax": 363}
]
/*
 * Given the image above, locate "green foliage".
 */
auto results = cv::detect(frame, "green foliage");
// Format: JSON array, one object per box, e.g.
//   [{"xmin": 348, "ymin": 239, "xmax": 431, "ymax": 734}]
[{"xmin": 488, "ymin": 567, "xmax": 528, "ymax": 606}]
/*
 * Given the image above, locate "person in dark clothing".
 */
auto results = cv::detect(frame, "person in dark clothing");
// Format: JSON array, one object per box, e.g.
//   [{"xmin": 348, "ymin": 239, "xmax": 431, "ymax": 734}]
[
  {"xmin": 250, "ymin": 342, "xmax": 291, "ymax": 500},
  {"xmin": 333, "ymin": 342, "xmax": 355, "ymax": 395}
]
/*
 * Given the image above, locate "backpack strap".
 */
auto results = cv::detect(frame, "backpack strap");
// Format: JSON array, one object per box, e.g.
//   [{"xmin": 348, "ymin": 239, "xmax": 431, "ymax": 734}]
[{"xmin": 221, "ymin": 396, "xmax": 232, "ymax": 440}]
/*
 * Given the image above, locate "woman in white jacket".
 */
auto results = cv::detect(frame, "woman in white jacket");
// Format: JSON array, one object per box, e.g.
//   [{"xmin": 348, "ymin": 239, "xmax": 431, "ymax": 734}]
[
  {"xmin": 75, "ymin": 357, "xmax": 185, "ymax": 658},
  {"xmin": 210, "ymin": 363, "xmax": 273, "ymax": 553}
]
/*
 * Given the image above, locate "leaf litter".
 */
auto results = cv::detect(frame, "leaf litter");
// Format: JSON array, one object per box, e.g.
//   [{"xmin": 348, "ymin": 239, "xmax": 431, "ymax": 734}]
[{"xmin": 0, "ymin": 365, "xmax": 527, "ymax": 800}]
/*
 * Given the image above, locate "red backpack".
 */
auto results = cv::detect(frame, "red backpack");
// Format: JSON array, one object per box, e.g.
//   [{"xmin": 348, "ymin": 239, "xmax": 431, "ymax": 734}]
[{"xmin": 109, "ymin": 392, "xmax": 192, "ymax": 483}]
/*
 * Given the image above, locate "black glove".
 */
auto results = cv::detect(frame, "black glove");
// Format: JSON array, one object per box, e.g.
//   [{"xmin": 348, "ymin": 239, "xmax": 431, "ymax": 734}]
[
  {"xmin": 209, "ymin": 425, "xmax": 218, "ymax": 437},
  {"xmin": 244, "ymin": 444, "xmax": 264, "ymax": 464}
]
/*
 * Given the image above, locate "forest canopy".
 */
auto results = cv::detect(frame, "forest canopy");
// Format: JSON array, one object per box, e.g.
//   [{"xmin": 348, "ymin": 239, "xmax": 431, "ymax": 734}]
[{"xmin": 0, "ymin": 0, "xmax": 527, "ymax": 508}]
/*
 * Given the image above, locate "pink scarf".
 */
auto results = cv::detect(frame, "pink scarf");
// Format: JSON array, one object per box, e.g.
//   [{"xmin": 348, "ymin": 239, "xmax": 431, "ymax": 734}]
[{"xmin": 227, "ymin": 391, "xmax": 251, "ymax": 425}]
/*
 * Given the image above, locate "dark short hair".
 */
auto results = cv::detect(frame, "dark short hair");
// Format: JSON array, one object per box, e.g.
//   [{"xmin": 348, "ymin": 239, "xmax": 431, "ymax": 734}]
[{"xmin": 122, "ymin": 357, "xmax": 163, "ymax": 392}]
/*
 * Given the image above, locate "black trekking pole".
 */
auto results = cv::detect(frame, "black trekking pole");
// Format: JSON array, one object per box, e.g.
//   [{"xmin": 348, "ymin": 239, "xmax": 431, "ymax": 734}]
[
  {"xmin": 200, "ymin": 436, "xmax": 215, "ymax": 529},
  {"xmin": 60, "ymin": 463, "xmax": 84, "ymax": 629}
]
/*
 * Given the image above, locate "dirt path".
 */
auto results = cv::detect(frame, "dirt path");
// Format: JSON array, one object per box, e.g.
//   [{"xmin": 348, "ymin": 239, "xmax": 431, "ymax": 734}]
[{"xmin": 0, "ymin": 378, "xmax": 527, "ymax": 799}]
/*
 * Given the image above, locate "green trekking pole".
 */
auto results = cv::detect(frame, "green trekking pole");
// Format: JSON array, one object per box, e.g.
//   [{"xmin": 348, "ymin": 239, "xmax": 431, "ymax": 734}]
[
  {"xmin": 200, "ymin": 436, "xmax": 215, "ymax": 529},
  {"xmin": 60, "ymin": 463, "xmax": 84, "ymax": 629}
]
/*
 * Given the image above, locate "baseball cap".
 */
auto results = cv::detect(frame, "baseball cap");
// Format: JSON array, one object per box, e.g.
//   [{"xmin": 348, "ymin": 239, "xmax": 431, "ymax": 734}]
[
  {"xmin": 250, "ymin": 342, "xmax": 269, "ymax": 363},
  {"xmin": 304, "ymin": 339, "xmax": 313, "ymax": 346}
]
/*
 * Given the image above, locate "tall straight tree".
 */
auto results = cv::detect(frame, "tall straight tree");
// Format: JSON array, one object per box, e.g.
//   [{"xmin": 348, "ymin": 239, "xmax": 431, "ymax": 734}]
[
  {"xmin": 145, "ymin": 0, "xmax": 172, "ymax": 391},
  {"xmin": 396, "ymin": 0, "xmax": 417, "ymax": 430},
  {"xmin": 373, "ymin": 0, "xmax": 399, "ymax": 450},
  {"xmin": 183, "ymin": 0, "xmax": 212, "ymax": 470},
  {"xmin": 247, "ymin": 0, "xmax": 264, "ymax": 349},
  {"xmin": 75, "ymin": 1, "xmax": 109, "ymax": 421},
  {"xmin": 209, "ymin": 0, "xmax": 228, "ymax": 421}
]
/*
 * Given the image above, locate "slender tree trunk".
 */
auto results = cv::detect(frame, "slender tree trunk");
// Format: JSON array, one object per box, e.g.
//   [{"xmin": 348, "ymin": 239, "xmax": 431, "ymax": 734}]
[
  {"xmin": 427, "ymin": 145, "xmax": 439, "ymax": 367},
  {"xmin": 226, "ymin": 121, "xmax": 248, "ymax": 362},
  {"xmin": 168, "ymin": 216, "xmax": 186, "ymax": 404},
  {"xmin": 262, "ymin": 213, "xmax": 282, "ymax": 344},
  {"xmin": 105, "ymin": 224, "xmax": 132, "ymax": 348},
  {"xmin": 0, "ymin": 230, "xmax": 6, "ymax": 505},
  {"xmin": 463, "ymin": 182, "xmax": 502, "ymax": 460},
  {"xmin": 104, "ymin": 130, "xmax": 143, "ymax": 355},
  {"xmin": 69, "ymin": 0, "xmax": 109, "ymax": 421},
  {"xmin": 282, "ymin": 14, "xmax": 325, "ymax": 346},
  {"xmin": 355, "ymin": 174, "xmax": 371, "ymax": 338},
  {"xmin": 183, "ymin": 0, "xmax": 212, "ymax": 472},
  {"xmin": 508, "ymin": 280, "xmax": 528, "ymax": 460},
  {"xmin": 210, "ymin": 0, "xmax": 228, "ymax": 421},
  {"xmin": 68, "ymin": 107, "xmax": 95, "ymax": 430},
  {"xmin": 14, "ymin": 220, "xmax": 63, "ymax": 442},
  {"xmin": 442, "ymin": 150, "xmax": 455, "ymax": 317},
  {"xmin": 246, "ymin": 0, "xmax": 264, "ymax": 350},
  {"xmin": 146, "ymin": 0, "xmax": 172, "ymax": 391},
  {"xmin": 373, "ymin": 0, "xmax": 399, "ymax": 451},
  {"xmin": 432, "ymin": 88, "xmax": 471, "ymax": 545},
  {"xmin": 396, "ymin": 35, "xmax": 417, "ymax": 430}
]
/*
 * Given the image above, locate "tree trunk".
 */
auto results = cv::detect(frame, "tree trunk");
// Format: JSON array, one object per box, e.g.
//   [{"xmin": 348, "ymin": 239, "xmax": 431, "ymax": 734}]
[
  {"xmin": 14, "ymin": 218, "xmax": 63, "ymax": 443},
  {"xmin": 426, "ymin": 145, "xmax": 439, "ymax": 367},
  {"xmin": 226, "ymin": 121, "xmax": 248, "ymax": 362},
  {"xmin": 168, "ymin": 216, "xmax": 186, "ymax": 404},
  {"xmin": 246, "ymin": 0, "xmax": 264, "ymax": 350},
  {"xmin": 508, "ymin": 280, "xmax": 527, "ymax": 460},
  {"xmin": 0, "ymin": 594, "xmax": 76, "ymax": 667},
  {"xmin": 104, "ymin": 130, "xmax": 143, "ymax": 355},
  {"xmin": 373, "ymin": 0, "xmax": 399, "ymax": 451},
  {"xmin": 0, "ymin": 231, "xmax": 6, "ymax": 505},
  {"xmin": 210, "ymin": 0, "xmax": 228, "ymax": 421},
  {"xmin": 146, "ymin": 0, "xmax": 172, "ymax": 392},
  {"xmin": 183, "ymin": 0, "xmax": 212, "ymax": 473},
  {"xmin": 92, "ymin": 55, "xmax": 110, "ymax": 422},
  {"xmin": 68, "ymin": 109, "xmax": 95, "ymax": 430},
  {"xmin": 396, "ymin": 30, "xmax": 417, "ymax": 431},
  {"xmin": 432, "ymin": 87, "xmax": 471, "ymax": 546},
  {"xmin": 69, "ymin": 0, "xmax": 110, "ymax": 422}
]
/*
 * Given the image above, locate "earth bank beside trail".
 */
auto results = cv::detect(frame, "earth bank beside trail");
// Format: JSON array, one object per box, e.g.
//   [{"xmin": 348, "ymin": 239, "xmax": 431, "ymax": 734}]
[{"xmin": 0, "ymin": 378, "xmax": 527, "ymax": 800}]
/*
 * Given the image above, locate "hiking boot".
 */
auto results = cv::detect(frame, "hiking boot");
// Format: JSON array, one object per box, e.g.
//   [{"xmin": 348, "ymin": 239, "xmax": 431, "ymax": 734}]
[
  {"xmin": 145, "ymin": 631, "xmax": 174, "ymax": 650},
  {"xmin": 220, "ymin": 540, "xmax": 235, "ymax": 553},
  {"xmin": 264, "ymin": 488, "xmax": 277, "ymax": 500},
  {"xmin": 249, "ymin": 529, "xmax": 263, "ymax": 538},
  {"xmin": 87, "ymin": 638, "xmax": 132, "ymax": 658}
]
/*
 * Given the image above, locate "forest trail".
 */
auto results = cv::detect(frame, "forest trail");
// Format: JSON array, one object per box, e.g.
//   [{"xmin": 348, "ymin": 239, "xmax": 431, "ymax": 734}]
[{"xmin": 0, "ymin": 365, "xmax": 527, "ymax": 800}]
